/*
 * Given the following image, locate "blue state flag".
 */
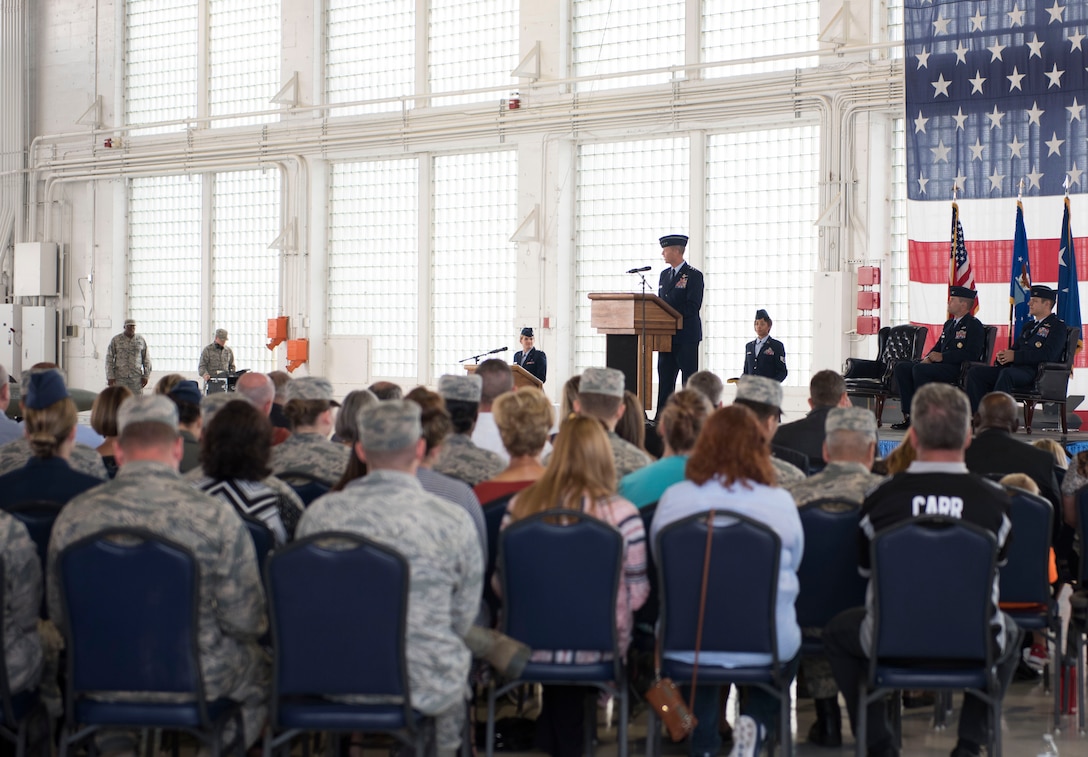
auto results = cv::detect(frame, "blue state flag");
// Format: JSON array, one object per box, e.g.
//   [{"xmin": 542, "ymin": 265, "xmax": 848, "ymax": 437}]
[
  {"xmin": 1009, "ymin": 201, "xmax": 1031, "ymax": 341},
  {"xmin": 1057, "ymin": 197, "xmax": 1082, "ymax": 353}
]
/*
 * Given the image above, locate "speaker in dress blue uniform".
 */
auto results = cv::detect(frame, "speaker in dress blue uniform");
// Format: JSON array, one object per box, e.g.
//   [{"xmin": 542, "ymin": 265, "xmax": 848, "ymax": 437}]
[{"xmin": 656, "ymin": 234, "xmax": 704, "ymax": 415}]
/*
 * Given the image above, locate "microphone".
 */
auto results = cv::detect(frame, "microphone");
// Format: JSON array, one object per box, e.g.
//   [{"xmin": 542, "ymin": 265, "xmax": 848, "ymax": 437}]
[
  {"xmin": 626, "ymin": 266, "xmax": 652, "ymax": 273},
  {"xmin": 487, "ymin": 346, "xmax": 508, "ymax": 354}
]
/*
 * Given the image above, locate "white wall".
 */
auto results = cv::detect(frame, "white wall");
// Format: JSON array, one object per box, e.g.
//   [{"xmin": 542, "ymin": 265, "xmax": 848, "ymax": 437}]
[{"xmin": 18, "ymin": 0, "xmax": 901, "ymax": 416}]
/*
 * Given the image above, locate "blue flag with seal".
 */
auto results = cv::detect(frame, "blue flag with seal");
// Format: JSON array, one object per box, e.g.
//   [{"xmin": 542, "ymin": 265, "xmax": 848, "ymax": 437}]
[
  {"xmin": 1057, "ymin": 196, "xmax": 1082, "ymax": 355},
  {"xmin": 1009, "ymin": 201, "xmax": 1031, "ymax": 344}
]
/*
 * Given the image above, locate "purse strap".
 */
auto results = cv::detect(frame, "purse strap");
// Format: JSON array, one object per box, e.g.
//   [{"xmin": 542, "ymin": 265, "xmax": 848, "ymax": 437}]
[{"xmin": 654, "ymin": 510, "xmax": 715, "ymax": 713}]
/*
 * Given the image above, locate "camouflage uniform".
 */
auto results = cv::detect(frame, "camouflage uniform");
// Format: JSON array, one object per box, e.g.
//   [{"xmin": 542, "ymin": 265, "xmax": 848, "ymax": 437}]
[
  {"xmin": 0, "ymin": 439, "xmax": 107, "ymax": 480},
  {"xmin": 608, "ymin": 431, "xmax": 653, "ymax": 477},
  {"xmin": 1, "ymin": 511, "xmax": 43, "ymax": 694},
  {"xmin": 270, "ymin": 432, "xmax": 350, "ymax": 487},
  {"xmin": 298, "ymin": 470, "xmax": 483, "ymax": 751},
  {"xmin": 105, "ymin": 333, "xmax": 151, "ymax": 396},
  {"xmin": 432, "ymin": 434, "xmax": 505, "ymax": 487},
  {"xmin": 772, "ymin": 457, "xmax": 806, "ymax": 487},
  {"xmin": 47, "ymin": 460, "xmax": 269, "ymax": 746},
  {"xmin": 198, "ymin": 342, "xmax": 235, "ymax": 378},
  {"xmin": 787, "ymin": 461, "xmax": 884, "ymax": 509}
]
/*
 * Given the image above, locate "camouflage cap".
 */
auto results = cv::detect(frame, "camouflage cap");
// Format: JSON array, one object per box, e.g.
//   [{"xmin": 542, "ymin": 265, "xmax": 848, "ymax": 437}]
[
  {"xmin": 124, "ymin": 318, "xmax": 136, "ymax": 327},
  {"xmin": 579, "ymin": 367, "xmax": 625, "ymax": 398},
  {"xmin": 286, "ymin": 376, "xmax": 340, "ymax": 405},
  {"xmin": 214, "ymin": 328, "xmax": 229, "ymax": 340},
  {"xmin": 118, "ymin": 394, "xmax": 179, "ymax": 433},
  {"xmin": 735, "ymin": 375, "xmax": 783, "ymax": 409},
  {"xmin": 200, "ymin": 392, "xmax": 238, "ymax": 423},
  {"xmin": 438, "ymin": 374, "xmax": 482, "ymax": 403},
  {"xmin": 825, "ymin": 406, "xmax": 877, "ymax": 438},
  {"xmin": 359, "ymin": 400, "xmax": 422, "ymax": 453}
]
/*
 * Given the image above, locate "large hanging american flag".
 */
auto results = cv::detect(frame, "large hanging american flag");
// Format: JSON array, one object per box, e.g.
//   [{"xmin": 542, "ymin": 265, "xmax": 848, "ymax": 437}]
[{"xmin": 906, "ymin": 0, "xmax": 1088, "ymax": 375}]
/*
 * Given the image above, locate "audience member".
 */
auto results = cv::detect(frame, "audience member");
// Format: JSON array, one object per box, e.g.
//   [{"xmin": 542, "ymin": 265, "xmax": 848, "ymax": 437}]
[
  {"xmin": 733, "ymin": 375, "xmax": 806, "ymax": 486},
  {"xmin": 474, "ymin": 387, "xmax": 553, "ymax": 505},
  {"xmin": 651, "ymin": 404, "xmax": 803, "ymax": 757},
  {"xmin": 195, "ymin": 400, "xmax": 302, "ymax": 545},
  {"xmin": 367, "ymin": 381, "xmax": 403, "ymax": 401},
  {"xmin": 470, "ymin": 359, "xmax": 515, "ymax": 462},
  {"xmin": 0, "ymin": 506, "xmax": 42, "ymax": 698},
  {"xmin": 153, "ymin": 373, "xmax": 186, "ymax": 395},
  {"xmin": 1060, "ymin": 450, "xmax": 1088, "ymax": 528},
  {"xmin": 298, "ymin": 401, "xmax": 482, "ymax": 757},
  {"xmin": 0, "ymin": 370, "xmax": 103, "ymax": 508},
  {"xmin": 497, "ymin": 415, "xmax": 648, "ymax": 757},
  {"xmin": 872, "ymin": 435, "xmax": 916, "ymax": 476},
  {"xmin": 964, "ymin": 392, "xmax": 1061, "ymax": 515},
  {"xmin": 235, "ymin": 372, "xmax": 290, "ymax": 445},
  {"xmin": 405, "ymin": 387, "xmax": 487, "ymax": 560},
  {"xmin": 616, "ymin": 390, "xmax": 651, "ymax": 456},
  {"xmin": 268, "ymin": 370, "xmax": 292, "ymax": 429},
  {"xmin": 332, "ymin": 389, "xmax": 378, "ymax": 445},
  {"xmin": 785, "ymin": 406, "xmax": 883, "ymax": 747},
  {"xmin": 0, "ymin": 367, "xmax": 108, "ymax": 480},
  {"xmin": 618, "ymin": 389, "xmax": 712, "ymax": 509},
  {"xmin": 571, "ymin": 367, "xmax": 652, "ymax": 477},
  {"xmin": 167, "ymin": 380, "xmax": 204, "ymax": 473},
  {"xmin": 432, "ymin": 374, "xmax": 505, "ymax": 486},
  {"xmin": 91, "ymin": 385, "xmax": 133, "ymax": 479},
  {"xmin": 823, "ymin": 383, "xmax": 1018, "ymax": 757},
  {"xmin": 0, "ymin": 364, "xmax": 20, "ymax": 443},
  {"xmin": 686, "ymin": 369, "xmax": 724, "ymax": 408},
  {"xmin": 271, "ymin": 377, "xmax": 350, "ymax": 487},
  {"xmin": 773, "ymin": 370, "xmax": 851, "ymax": 471},
  {"xmin": 559, "ymin": 375, "xmax": 580, "ymax": 420},
  {"xmin": 48, "ymin": 395, "xmax": 269, "ymax": 747}
]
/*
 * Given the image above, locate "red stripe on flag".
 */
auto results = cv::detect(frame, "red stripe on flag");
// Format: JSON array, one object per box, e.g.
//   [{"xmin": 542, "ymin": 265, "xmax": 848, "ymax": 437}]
[
  {"xmin": 912, "ymin": 322, "xmax": 1088, "ymax": 369},
  {"xmin": 908, "ymin": 238, "xmax": 1088, "ymax": 284}
]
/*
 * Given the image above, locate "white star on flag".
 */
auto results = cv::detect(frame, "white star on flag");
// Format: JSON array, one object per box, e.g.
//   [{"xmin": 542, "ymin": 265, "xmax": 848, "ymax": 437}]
[{"xmin": 1046, "ymin": 133, "xmax": 1065, "ymax": 156}]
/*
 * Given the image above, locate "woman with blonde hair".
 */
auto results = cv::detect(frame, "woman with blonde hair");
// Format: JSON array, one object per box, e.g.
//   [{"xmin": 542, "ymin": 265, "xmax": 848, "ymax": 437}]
[
  {"xmin": 91, "ymin": 385, "xmax": 133, "ymax": 478},
  {"xmin": 474, "ymin": 388, "xmax": 553, "ymax": 505},
  {"xmin": 0, "ymin": 370, "xmax": 103, "ymax": 507},
  {"xmin": 496, "ymin": 415, "xmax": 648, "ymax": 757},
  {"xmin": 651, "ymin": 405, "xmax": 803, "ymax": 757}
]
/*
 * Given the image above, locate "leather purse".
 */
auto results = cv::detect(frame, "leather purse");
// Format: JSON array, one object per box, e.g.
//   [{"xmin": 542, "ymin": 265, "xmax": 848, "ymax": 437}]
[{"xmin": 644, "ymin": 511, "xmax": 715, "ymax": 742}]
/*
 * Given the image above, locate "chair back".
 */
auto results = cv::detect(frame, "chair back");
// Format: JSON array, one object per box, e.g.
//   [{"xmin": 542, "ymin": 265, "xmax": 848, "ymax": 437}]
[
  {"xmin": 657, "ymin": 511, "xmax": 781, "ymax": 661},
  {"xmin": 241, "ymin": 516, "xmax": 275, "ymax": 573},
  {"xmin": 5, "ymin": 500, "xmax": 63, "ymax": 571},
  {"xmin": 482, "ymin": 493, "xmax": 515, "ymax": 617},
  {"xmin": 997, "ymin": 488, "xmax": 1053, "ymax": 605},
  {"xmin": 1036, "ymin": 327, "xmax": 1081, "ymax": 400},
  {"xmin": 278, "ymin": 471, "xmax": 331, "ymax": 506},
  {"xmin": 881, "ymin": 324, "xmax": 929, "ymax": 365},
  {"xmin": 869, "ymin": 517, "xmax": 996, "ymax": 665},
  {"xmin": 267, "ymin": 533, "xmax": 410, "ymax": 702},
  {"xmin": 980, "ymin": 325, "xmax": 999, "ymax": 364},
  {"xmin": 796, "ymin": 501, "xmax": 865, "ymax": 629},
  {"xmin": 499, "ymin": 510, "xmax": 623, "ymax": 654},
  {"xmin": 58, "ymin": 529, "xmax": 205, "ymax": 710}
]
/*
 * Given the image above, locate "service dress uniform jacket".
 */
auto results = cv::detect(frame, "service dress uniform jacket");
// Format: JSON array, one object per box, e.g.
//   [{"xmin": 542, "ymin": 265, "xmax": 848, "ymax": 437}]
[
  {"xmin": 743, "ymin": 336, "xmax": 788, "ymax": 382},
  {"xmin": 512, "ymin": 347, "xmax": 547, "ymax": 383}
]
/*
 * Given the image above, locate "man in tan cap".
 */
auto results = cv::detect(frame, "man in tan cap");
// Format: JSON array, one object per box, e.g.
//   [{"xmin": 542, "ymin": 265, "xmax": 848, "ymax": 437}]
[
  {"xmin": 574, "ymin": 366, "xmax": 652, "ymax": 477},
  {"xmin": 47, "ymin": 395, "xmax": 269, "ymax": 748},
  {"xmin": 297, "ymin": 401, "xmax": 482, "ymax": 757},
  {"xmin": 786, "ymin": 406, "xmax": 884, "ymax": 748},
  {"xmin": 199, "ymin": 328, "xmax": 236, "ymax": 384},
  {"xmin": 733, "ymin": 375, "xmax": 806, "ymax": 485},
  {"xmin": 270, "ymin": 376, "xmax": 349, "ymax": 487},
  {"xmin": 105, "ymin": 318, "xmax": 152, "ymax": 395},
  {"xmin": 432, "ymin": 374, "xmax": 505, "ymax": 486}
]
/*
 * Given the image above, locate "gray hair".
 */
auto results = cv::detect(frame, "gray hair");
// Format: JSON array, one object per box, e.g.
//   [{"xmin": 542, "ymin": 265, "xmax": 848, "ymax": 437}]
[
  {"xmin": 686, "ymin": 370, "xmax": 724, "ymax": 407},
  {"xmin": 911, "ymin": 383, "xmax": 971, "ymax": 451}
]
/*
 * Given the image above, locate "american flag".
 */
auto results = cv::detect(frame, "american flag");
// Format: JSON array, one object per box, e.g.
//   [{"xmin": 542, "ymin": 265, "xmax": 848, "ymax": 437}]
[
  {"xmin": 906, "ymin": 0, "xmax": 1088, "ymax": 380},
  {"xmin": 950, "ymin": 201, "xmax": 981, "ymax": 315}
]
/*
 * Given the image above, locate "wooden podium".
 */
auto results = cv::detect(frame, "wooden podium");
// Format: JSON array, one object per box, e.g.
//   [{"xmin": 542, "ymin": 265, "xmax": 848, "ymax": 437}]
[
  {"xmin": 464, "ymin": 363, "xmax": 543, "ymax": 391},
  {"xmin": 589, "ymin": 293, "xmax": 681, "ymax": 410}
]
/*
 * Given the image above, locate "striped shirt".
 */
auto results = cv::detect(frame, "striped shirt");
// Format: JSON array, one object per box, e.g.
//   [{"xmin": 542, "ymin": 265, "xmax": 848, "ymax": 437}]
[{"xmin": 195, "ymin": 477, "xmax": 289, "ymax": 546}]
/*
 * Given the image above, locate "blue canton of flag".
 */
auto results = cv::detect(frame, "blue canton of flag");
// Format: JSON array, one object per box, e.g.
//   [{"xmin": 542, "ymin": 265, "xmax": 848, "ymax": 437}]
[
  {"xmin": 1009, "ymin": 200, "xmax": 1032, "ymax": 337},
  {"xmin": 906, "ymin": 0, "xmax": 1088, "ymax": 201},
  {"xmin": 1057, "ymin": 195, "xmax": 1082, "ymax": 349}
]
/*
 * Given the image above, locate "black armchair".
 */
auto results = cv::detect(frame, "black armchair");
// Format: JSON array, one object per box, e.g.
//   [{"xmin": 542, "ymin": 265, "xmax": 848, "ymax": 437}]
[
  {"xmin": 1011, "ymin": 326, "xmax": 1080, "ymax": 434},
  {"xmin": 842, "ymin": 324, "xmax": 929, "ymax": 427},
  {"xmin": 957, "ymin": 324, "xmax": 1000, "ymax": 386}
]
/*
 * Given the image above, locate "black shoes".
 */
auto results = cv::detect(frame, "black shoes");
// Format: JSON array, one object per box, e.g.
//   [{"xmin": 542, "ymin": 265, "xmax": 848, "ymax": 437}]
[
  {"xmin": 806, "ymin": 697, "xmax": 842, "ymax": 747},
  {"xmin": 890, "ymin": 416, "xmax": 911, "ymax": 431}
]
